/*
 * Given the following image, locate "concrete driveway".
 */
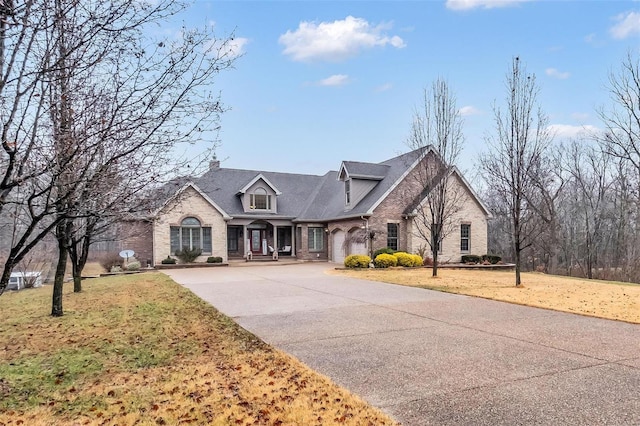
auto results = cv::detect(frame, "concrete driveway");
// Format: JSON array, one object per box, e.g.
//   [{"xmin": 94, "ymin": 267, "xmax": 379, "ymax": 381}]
[{"xmin": 164, "ymin": 263, "xmax": 640, "ymax": 425}]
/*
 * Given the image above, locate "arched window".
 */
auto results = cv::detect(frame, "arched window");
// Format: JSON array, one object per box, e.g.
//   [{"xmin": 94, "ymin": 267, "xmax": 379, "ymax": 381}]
[
  {"xmin": 170, "ymin": 217, "xmax": 212, "ymax": 254},
  {"xmin": 250, "ymin": 187, "xmax": 271, "ymax": 210}
]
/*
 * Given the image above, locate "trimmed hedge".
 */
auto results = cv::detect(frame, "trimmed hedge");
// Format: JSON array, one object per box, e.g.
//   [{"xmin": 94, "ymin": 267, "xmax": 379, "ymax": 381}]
[
  {"xmin": 161, "ymin": 256, "xmax": 177, "ymax": 265},
  {"xmin": 373, "ymin": 247, "xmax": 396, "ymax": 258},
  {"xmin": 461, "ymin": 255, "xmax": 482, "ymax": 264},
  {"xmin": 126, "ymin": 261, "xmax": 141, "ymax": 271},
  {"xmin": 393, "ymin": 252, "xmax": 423, "ymax": 267},
  {"xmin": 207, "ymin": 256, "xmax": 223, "ymax": 263},
  {"xmin": 374, "ymin": 253, "xmax": 397, "ymax": 268},
  {"xmin": 482, "ymin": 254, "xmax": 502, "ymax": 264},
  {"xmin": 461, "ymin": 254, "xmax": 502, "ymax": 264},
  {"xmin": 344, "ymin": 254, "xmax": 372, "ymax": 268}
]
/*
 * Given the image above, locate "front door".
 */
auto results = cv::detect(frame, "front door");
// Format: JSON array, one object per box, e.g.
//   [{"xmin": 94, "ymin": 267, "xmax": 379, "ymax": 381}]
[{"xmin": 250, "ymin": 229, "xmax": 264, "ymax": 253}]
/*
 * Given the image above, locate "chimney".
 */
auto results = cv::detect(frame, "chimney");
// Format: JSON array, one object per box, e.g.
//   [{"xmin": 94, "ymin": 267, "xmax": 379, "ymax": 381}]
[{"xmin": 209, "ymin": 155, "xmax": 220, "ymax": 170}]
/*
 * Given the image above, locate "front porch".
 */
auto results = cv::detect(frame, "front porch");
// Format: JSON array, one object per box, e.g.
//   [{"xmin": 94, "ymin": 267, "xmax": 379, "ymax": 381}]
[{"xmin": 227, "ymin": 220, "xmax": 295, "ymax": 261}]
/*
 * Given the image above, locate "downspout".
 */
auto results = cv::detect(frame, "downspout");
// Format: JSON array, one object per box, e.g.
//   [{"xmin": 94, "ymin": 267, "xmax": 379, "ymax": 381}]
[{"xmin": 361, "ymin": 216, "xmax": 371, "ymax": 259}]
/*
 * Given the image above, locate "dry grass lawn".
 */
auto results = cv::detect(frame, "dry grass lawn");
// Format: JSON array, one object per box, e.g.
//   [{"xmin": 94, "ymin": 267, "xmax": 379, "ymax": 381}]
[
  {"xmin": 0, "ymin": 273, "xmax": 397, "ymax": 426},
  {"xmin": 333, "ymin": 268, "xmax": 640, "ymax": 324}
]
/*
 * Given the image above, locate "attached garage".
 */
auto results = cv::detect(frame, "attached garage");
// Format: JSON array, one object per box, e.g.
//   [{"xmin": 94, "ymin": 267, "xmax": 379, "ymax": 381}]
[{"xmin": 332, "ymin": 230, "xmax": 346, "ymax": 263}]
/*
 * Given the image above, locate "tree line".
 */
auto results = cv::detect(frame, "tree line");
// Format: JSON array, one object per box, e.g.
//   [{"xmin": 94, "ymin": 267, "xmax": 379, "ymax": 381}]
[
  {"xmin": 406, "ymin": 52, "xmax": 639, "ymax": 286},
  {"xmin": 483, "ymin": 52, "xmax": 640, "ymax": 284}
]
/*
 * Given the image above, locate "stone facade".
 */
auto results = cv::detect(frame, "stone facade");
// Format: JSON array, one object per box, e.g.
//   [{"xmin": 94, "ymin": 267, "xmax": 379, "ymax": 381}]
[
  {"xmin": 327, "ymin": 153, "xmax": 489, "ymax": 263},
  {"xmin": 147, "ymin": 148, "xmax": 489, "ymax": 266},
  {"xmin": 408, "ymin": 173, "xmax": 488, "ymax": 262},
  {"xmin": 153, "ymin": 186, "xmax": 228, "ymax": 264}
]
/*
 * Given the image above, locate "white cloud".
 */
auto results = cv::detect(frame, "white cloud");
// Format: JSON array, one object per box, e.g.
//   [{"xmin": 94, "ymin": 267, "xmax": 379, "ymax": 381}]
[
  {"xmin": 375, "ymin": 82, "xmax": 393, "ymax": 92},
  {"xmin": 318, "ymin": 74, "xmax": 350, "ymax": 87},
  {"xmin": 610, "ymin": 11, "xmax": 640, "ymax": 39},
  {"xmin": 545, "ymin": 68, "xmax": 570, "ymax": 79},
  {"xmin": 445, "ymin": 0, "xmax": 532, "ymax": 11},
  {"xmin": 459, "ymin": 105, "xmax": 481, "ymax": 116},
  {"xmin": 547, "ymin": 124, "xmax": 600, "ymax": 139},
  {"xmin": 205, "ymin": 37, "xmax": 249, "ymax": 59},
  {"xmin": 279, "ymin": 16, "xmax": 406, "ymax": 63}
]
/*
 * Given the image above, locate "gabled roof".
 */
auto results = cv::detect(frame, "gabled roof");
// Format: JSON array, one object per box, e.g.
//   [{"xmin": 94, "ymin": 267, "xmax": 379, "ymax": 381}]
[
  {"xmin": 156, "ymin": 182, "xmax": 232, "ymax": 220},
  {"xmin": 195, "ymin": 168, "xmax": 323, "ymax": 218},
  {"xmin": 402, "ymin": 166, "xmax": 493, "ymax": 219},
  {"xmin": 338, "ymin": 161, "xmax": 389, "ymax": 181},
  {"xmin": 159, "ymin": 146, "xmax": 489, "ymax": 223},
  {"xmin": 297, "ymin": 148, "xmax": 427, "ymax": 221},
  {"xmin": 237, "ymin": 173, "xmax": 283, "ymax": 195}
]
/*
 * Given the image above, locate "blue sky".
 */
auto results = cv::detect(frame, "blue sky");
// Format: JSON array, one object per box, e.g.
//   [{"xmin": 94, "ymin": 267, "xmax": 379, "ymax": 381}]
[{"xmin": 175, "ymin": 0, "xmax": 639, "ymax": 176}]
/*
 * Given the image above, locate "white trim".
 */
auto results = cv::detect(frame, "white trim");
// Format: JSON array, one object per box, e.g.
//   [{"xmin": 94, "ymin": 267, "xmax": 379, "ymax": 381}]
[{"xmin": 237, "ymin": 173, "xmax": 283, "ymax": 195}]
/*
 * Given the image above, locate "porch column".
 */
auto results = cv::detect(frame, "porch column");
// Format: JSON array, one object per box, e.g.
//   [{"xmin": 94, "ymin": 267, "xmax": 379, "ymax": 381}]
[
  {"xmin": 291, "ymin": 225, "xmax": 296, "ymax": 258},
  {"xmin": 243, "ymin": 225, "xmax": 249, "ymax": 258},
  {"xmin": 273, "ymin": 225, "xmax": 278, "ymax": 252}
]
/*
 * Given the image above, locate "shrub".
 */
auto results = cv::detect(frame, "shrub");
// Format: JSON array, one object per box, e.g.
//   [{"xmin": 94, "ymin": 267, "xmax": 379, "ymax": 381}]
[
  {"xmin": 410, "ymin": 254, "xmax": 424, "ymax": 267},
  {"xmin": 126, "ymin": 261, "xmax": 141, "ymax": 271},
  {"xmin": 207, "ymin": 256, "xmax": 223, "ymax": 263},
  {"xmin": 393, "ymin": 252, "xmax": 423, "ymax": 267},
  {"xmin": 99, "ymin": 253, "xmax": 122, "ymax": 272},
  {"xmin": 393, "ymin": 252, "xmax": 412, "ymax": 267},
  {"xmin": 161, "ymin": 256, "xmax": 176, "ymax": 265},
  {"xmin": 373, "ymin": 247, "xmax": 396, "ymax": 258},
  {"xmin": 344, "ymin": 254, "xmax": 371, "ymax": 268},
  {"xmin": 461, "ymin": 255, "xmax": 481, "ymax": 264},
  {"xmin": 482, "ymin": 254, "xmax": 502, "ymax": 264},
  {"xmin": 423, "ymin": 256, "xmax": 433, "ymax": 266},
  {"xmin": 374, "ymin": 253, "xmax": 397, "ymax": 268},
  {"xmin": 175, "ymin": 247, "xmax": 202, "ymax": 263}
]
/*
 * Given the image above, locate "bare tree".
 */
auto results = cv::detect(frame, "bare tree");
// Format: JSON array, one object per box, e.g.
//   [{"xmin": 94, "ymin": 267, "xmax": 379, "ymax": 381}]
[
  {"xmin": 480, "ymin": 57, "xmax": 553, "ymax": 286},
  {"xmin": 407, "ymin": 78, "xmax": 465, "ymax": 276},
  {"xmin": 0, "ymin": 0, "xmax": 238, "ymax": 311},
  {"xmin": 598, "ymin": 51, "xmax": 640, "ymax": 195},
  {"xmin": 561, "ymin": 140, "xmax": 614, "ymax": 279}
]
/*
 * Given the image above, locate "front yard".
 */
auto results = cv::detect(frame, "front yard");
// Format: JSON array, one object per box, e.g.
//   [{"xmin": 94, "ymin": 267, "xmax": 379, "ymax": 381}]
[
  {"xmin": 0, "ymin": 273, "xmax": 397, "ymax": 425},
  {"xmin": 333, "ymin": 268, "xmax": 640, "ymax": 324}
]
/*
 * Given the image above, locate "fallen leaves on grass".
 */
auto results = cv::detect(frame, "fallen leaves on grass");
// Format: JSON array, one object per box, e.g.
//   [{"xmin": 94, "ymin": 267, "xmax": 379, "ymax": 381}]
[
  {"xmin": 0, "ymin": 273, "xmax": 397, "ymax": 425},
  {"xmin": 333, "ymin": 268, "xmax": 640, "ymax": 323}
]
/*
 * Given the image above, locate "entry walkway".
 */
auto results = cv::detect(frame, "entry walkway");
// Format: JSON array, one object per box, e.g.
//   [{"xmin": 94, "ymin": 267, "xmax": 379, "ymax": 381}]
[{"xmin": 164, "ymin": 264, "xmax": 640, "ymax": 425}]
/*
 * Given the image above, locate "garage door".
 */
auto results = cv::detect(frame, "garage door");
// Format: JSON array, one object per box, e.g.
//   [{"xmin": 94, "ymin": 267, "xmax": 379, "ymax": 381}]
[
  {"xmin": 350, "ymin": 240, "xmax": 367, "ymax": 256},
  {"xmin": 332, "ymin": 230, "xmax": 346, "ymax": 263}
]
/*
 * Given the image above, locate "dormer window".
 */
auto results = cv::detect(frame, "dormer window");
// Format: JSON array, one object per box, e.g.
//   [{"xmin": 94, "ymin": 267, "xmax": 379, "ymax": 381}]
[
  {"xmin": 250, "ymin": 187, "xmax": 271, "ymax": 210},
  {"xmin": 345, "ymin": 180, "xmax": 351, "ymax": 205}
]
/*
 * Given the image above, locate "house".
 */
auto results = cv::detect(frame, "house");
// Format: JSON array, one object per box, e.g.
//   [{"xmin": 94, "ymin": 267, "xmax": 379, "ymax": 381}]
[{"xmin": 150, "ymin": 146, "xmax": 491, "ymax": 264}]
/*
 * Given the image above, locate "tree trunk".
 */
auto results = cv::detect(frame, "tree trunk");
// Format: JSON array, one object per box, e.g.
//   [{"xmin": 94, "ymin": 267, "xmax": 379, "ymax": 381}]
[
  {"xmin": 72, "ymin": 262, "xmax": 82, "ymax": 293},
  {"xmin": 51, "ymin": 221, "xmax": 68, "ymax": 317},
  {"xmin": 432, "ymin": 249, "xmax": 439, "ymax": 277},
  {"xmin": 514, "ymin": 241, "xmax": 522, "ymax": 286},
  {"xmin": 0, "ymin": 260, "xmax": 15, "ymax": 296}
]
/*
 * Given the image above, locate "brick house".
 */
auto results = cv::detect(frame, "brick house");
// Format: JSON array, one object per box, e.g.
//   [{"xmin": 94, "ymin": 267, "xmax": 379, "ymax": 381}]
[{"xmin": 150, "ymin": 146, "xmax": 491, "ymax": 264}]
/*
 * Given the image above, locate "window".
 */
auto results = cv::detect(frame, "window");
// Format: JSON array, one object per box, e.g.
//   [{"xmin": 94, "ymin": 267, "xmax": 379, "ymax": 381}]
[
  {"xmin": 387, "ymin": 223, "xmax": 398, "ymax": 251},
  {"xmin": 308, "ymin": 227, "xmax": 324, "ymax": 251},
  {"xmin": 228, "ymin": 227, "xmax": 239, "ymax": 252},
  {"xmin": 170, "ymin": 217, "xmax": 212, "ymax": 254},
  {"xmin": 345, "ymin": 180, "xmax": 351, "ymax": 204},
  {"xmin": 460, "ymin": 224, "xmax": 470, "ymax": 252},
  {"xmin": 250, "ymin": 187, "xmax": 271, "ymax": 210}
]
